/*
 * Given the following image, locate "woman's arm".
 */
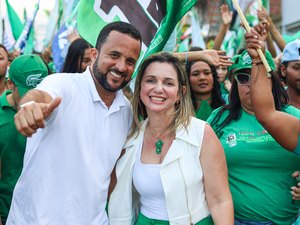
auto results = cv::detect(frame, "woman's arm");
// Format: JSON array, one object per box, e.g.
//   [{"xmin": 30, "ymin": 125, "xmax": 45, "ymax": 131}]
[
  {"xmin": 173, "ymin": 50, "xmax": 232, "ymax": 67},
  {"xmin": 245, "ymin": 29, "xmax": 300, "ymax": 151},
  {"xmin": 200, "ymin": 124, "xmax": 234, "ymax": 225},
  {"xmin": 257, "ymin": 7, "xmax": 286, "ymax": 51},
  {"xmin": 214, "ymin": 4, "xmax": 233, "ymax": 50}
]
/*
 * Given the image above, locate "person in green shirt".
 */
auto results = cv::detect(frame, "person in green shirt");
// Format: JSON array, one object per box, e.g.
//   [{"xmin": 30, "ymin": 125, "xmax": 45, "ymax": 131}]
[
  {"xmin": 0, "ymin": 54, "xmax": 49, "ymax": 225},
  {"xmin": 207, "ymin": 49, "xmax": 300, "ymax": 225},
  {"xmin": 0, "ymin": 45, "xmax": 9, "ymax": 96},
  {"xmin": 185, "ymin": 47, "xmax": 225, "ymax": 121}
]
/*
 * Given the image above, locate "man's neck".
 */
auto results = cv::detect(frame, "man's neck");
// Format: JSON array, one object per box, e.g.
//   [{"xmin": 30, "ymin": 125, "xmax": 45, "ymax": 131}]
[
  {"xmin": 6, "ymin": 93, "xmax": 18, "ymax": 109},
  {"xmin": 287, "ymin": 88, "xmax": 300, "ymax": 109}
]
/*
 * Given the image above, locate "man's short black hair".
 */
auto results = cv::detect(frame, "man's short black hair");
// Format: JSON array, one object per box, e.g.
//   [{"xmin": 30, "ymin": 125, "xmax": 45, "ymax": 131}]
[{"xmin": 95, "ymin": 21, "xmax": 142, "ymax": 50}]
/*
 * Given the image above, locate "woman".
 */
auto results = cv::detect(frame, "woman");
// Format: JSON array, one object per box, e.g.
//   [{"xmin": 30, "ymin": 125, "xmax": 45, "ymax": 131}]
[
  {"xmin": 245, "ymin": 26, "xmax": 300, "ymax": 204},
  {"xmin": 186, "ymin": 47, "xmax": 225, "ymax": 121},
  {"xmin": 62, "ymin": 38, "xmax": 92, "ymax": 73},
  {"xmin": 245, "ymin": 28, "xmax": 300, "ymax": 153},
  {"xmin": 207, "ymin": 50, "xmax": 300, "ymax": 225},
  {"xmin": 108, "ymin": 52, "xmax": 233, "ymax": 225},
  {"xmin": 217, "ymin": 65, "xmax": 231, "ymax": 96}
]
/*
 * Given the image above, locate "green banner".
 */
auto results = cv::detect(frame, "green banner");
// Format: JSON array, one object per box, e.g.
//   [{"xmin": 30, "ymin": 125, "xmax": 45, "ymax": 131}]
[
  {"xmin": 77, "ymin": 0, "xmax": 197, "ymax": 77},
  {"xmin": 5, "ymin": 0, "xmax": 24, "ymax": 40}
]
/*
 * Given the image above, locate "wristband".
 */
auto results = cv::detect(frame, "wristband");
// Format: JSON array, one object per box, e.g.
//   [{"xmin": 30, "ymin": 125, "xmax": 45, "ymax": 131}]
[{"xmin": 19, "ymin": 101, "xmax": 35, "ymax": 109}]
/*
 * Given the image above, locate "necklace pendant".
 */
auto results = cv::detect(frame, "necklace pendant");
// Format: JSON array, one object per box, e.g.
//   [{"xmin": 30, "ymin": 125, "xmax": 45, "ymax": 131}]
[{"xmin": 155, "ymin": 139, "xmax": 164, "ymax": 154}]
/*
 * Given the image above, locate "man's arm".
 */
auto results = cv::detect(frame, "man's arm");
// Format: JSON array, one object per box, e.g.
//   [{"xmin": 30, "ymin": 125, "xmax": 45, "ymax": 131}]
[{"xmin": 14, "ymin": 89, "xmax": 61, "ymax": 137}]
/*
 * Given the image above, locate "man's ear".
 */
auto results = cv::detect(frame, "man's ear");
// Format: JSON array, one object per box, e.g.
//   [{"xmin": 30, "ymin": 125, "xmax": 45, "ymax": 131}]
[
  {"xmin": 7, "ymin": 79, "xmax": 15, "ymax": 90},
  {"xmin": 281, "ymin": 64, "xmax": 286, "ymax": 77},
  {"xmin": 91, "ymin": 48, "xmax": 98, "ymax": 62}
]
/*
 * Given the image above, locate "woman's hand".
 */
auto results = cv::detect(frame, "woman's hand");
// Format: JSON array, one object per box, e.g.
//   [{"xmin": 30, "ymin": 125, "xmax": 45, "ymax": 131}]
[{"xmin": 244, "ymin": 29, "xmax": 265, "ymax": 60}]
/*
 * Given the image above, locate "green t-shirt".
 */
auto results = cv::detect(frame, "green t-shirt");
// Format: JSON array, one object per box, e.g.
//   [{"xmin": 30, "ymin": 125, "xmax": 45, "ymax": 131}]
[
  {"xmin": 0, "ymin": 90, "xmax": 26, "ymax": 220},
  {"xmin": 220, "ymin": 82, "xmax": 229, "ymax": 95},
  {"xmin": 207, "ymin": 106, "xmax": 300, "ymax": 225},
  {"xmin": 194, "ymin": 100, "xmax": 213, "ymax": 121}
]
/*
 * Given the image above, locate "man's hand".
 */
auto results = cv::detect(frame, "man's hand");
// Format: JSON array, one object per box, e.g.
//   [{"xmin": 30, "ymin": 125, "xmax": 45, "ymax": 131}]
[{"xmin": 14, "ymin": 97, "xmax": 61, "ymax": 137}]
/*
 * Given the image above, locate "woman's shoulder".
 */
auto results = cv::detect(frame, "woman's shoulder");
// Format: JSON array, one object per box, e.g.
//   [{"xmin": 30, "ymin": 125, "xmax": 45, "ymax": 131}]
[
  {"xmin": 206, "ymin": 106, "xmax": 229, "ymax": 123},
  {"xmin": 283, "ymin": 105, "xmax": 300, "ymax": 119}
]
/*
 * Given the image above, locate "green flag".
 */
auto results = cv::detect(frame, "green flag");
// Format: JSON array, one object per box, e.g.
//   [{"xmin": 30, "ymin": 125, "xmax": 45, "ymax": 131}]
[
  {"xmin": 77, "ymin": 0, "xmax": 197, "ymax": 77},
  {"xmin": 5, "ymin": 0, "xmax": 24, "ymax": 40}
]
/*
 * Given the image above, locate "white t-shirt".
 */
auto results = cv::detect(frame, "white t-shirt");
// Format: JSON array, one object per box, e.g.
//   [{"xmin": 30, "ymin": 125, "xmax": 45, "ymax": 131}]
[{"xmin": 7, "ymin": 68, "xmax": 132, "ymax": 225}]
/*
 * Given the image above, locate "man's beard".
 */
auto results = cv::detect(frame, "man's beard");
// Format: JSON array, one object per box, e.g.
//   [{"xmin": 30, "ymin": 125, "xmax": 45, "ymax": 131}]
[{"xmin": 92, "ymin": 62, "xmax": 130, "ymax": 92}]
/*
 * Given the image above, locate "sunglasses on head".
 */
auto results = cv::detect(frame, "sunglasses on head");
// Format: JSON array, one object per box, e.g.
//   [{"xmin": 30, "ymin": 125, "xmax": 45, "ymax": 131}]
[{"xmin": 234, "ymin": 73, "xmax": 251, "ymax": 86}]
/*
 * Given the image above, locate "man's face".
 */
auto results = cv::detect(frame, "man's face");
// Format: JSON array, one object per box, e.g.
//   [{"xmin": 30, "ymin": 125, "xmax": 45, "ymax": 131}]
[
  {"xmin": 282, "ymin": 60, "xmax": 300, "ymax": 93},
  {"xmin": 92, "ymin": 31, "xmax": 141, "ymax": 92},
  {"xmin": 0, "ymin": 48, "xmax": 9, "ymax": 77}
]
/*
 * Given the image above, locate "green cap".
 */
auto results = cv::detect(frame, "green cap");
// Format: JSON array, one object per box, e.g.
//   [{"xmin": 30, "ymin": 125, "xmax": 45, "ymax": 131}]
[
  {"xmin": 228, "ymin": 54, "xmax": 241, "ymax": 73},
  {"xmin": 9, "ymin": 54, "xmax": 49, "ymax": 97},
  {"xmin": 228, "ymin": 50, "xmax": 276, "ymax": 74}
]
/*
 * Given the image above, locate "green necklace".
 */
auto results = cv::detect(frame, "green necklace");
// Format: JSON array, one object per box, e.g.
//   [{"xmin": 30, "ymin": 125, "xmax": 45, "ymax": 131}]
[
  {"xmin": 148, "ymin": 126, "xmax": 168, "ymax": 155},
  {"xmin": 155, "ymin": 139, "xmax": 164, "ymax": 154}
]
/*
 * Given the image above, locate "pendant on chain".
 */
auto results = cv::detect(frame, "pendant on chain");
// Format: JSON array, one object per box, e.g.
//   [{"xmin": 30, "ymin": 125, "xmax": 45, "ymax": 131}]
[{"xmin": 155, "ymin": 139, "xmax": 164, "ymax": 154}]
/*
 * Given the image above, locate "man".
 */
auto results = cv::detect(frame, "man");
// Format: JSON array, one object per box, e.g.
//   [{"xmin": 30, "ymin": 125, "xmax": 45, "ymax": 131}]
[
  {"xmin": 7, "ymin": 22, "xmax": 141, "ymax": 225},
  {"xmin": 0, "ymin": 45, "xmax": 9, "ymax": 95},
  {"xmin": 0, "ymin": 54, "xmax": 49, "ymax": 225},
  {"xmin": 281, "ymin": 39, "xmax": 300, "ymax": 108}
]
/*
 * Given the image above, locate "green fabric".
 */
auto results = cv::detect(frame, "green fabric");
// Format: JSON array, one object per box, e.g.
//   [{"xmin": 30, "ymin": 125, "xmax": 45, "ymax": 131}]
[
  {"xmin": 9, "ymin": 54, "xmax": 48, "ymax": 97},
  {"xmin": 0, "ymin": 90, "xmax": 26, "ymax": 220},
  {"xmin": 220, "ymin": 82, "xmax": 229, "ymax": 95},
  {"xmin": 228, "ymin": 50, "xmax": 276, "ymax": 73},
  {"xmin": 135, "ymin": 212, "xmax": 214, "ymax": 225},
  {"xmin": 194, "ymin": 99, "xmax": 213, "ymax": 121},
  {"xmin": 5, "ymin": 0, "xmax": 24, "ymax": 41},
  {"xmin": 48, "ymin": 62, "xmax": 56, "ymax": 73},
  {"xmin": 295, "ymin": 135, "xmax": 300, "ymax": 156},
  {"xmin": 207, "ymin": 106, "xmax": 300, "ymax": 225},
  {"xmin": 77, "ymin": 0, "xmax": 197, "ymax": 78}
]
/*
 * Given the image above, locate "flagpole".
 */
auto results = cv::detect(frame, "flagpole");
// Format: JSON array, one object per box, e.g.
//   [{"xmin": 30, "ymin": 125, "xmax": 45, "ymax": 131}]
[
  {"xmin": 258, "ymin": 0, "xmax": 263, "ymax": 10},
  {"xmin": 232, "ymin": 0, "xmax": 271, "ymax": 74}
]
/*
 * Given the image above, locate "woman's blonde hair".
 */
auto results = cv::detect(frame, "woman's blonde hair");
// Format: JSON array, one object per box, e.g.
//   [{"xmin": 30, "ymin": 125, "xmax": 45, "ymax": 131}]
[{"xmin": 128, "ymin": 52, "xmax": 194, "ymax": 140}]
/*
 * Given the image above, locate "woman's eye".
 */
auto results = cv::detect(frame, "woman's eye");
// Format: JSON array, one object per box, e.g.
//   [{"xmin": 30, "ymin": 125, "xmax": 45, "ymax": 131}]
[{"xmin": 146, "ymin": 79, "xmax": 155, "ymax": 83}]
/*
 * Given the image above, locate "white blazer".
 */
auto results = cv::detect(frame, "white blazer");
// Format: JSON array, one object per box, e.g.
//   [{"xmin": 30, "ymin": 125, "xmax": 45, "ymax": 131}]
[{"xmin": 108, "ymin": 117, "xmax": 210, "ymax": 225}]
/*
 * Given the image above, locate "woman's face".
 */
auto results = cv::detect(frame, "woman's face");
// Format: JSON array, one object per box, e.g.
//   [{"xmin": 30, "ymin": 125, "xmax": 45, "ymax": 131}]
[
  {"xmin": 235, "ymin": 70, "xmax": 253, "ymax": 113},
  {"xmin": 189, "ymin": 61, "xmax": 214, "ymax": 99},
  {"xmin": 140, "ymin": 62, "xmax": 181, "ymax": 115},
  {"xmin": 80, "ymin": 47, "xmax": 93, "ymax": 72},
  {"xmin": 216, "ymin": 65, "xmax": 228, "ymax": 83}
]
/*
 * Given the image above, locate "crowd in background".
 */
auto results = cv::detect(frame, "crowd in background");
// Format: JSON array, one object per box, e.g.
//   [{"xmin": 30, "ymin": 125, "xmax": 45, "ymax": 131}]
[{"xmin": 1, "ymin": 3, "xmax": 300, "ymax": 225}]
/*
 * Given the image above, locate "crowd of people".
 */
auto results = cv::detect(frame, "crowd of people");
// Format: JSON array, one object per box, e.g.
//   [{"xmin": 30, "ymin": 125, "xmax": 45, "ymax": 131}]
[{"xmin": 0, "ymin": 3, "xmax": 300, "ymax": 225}]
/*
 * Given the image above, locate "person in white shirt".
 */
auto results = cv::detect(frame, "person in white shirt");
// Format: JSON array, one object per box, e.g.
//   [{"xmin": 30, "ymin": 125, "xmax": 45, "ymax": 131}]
[
  {"xmin": 7, "ymin": 21, "xmax": 142, "ymax": 225},
  {"xmin": 108, "ymin": 52, "xmax": 233, "ymax": 225}
]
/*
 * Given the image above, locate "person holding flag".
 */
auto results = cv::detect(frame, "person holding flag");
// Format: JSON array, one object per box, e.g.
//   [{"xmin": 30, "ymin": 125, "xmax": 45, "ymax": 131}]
[{"xmin": 245, "ymin": 26, "xmax": 300, "ymax": 153}]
